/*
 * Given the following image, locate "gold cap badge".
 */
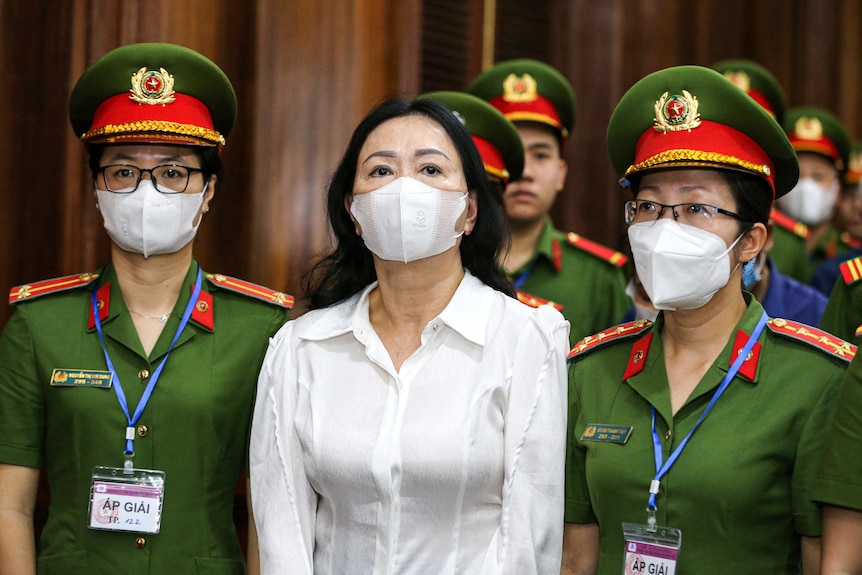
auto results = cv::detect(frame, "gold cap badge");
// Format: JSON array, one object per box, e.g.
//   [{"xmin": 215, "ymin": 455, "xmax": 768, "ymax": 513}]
[
  {"xmin": 503, "ymin": 73, "xmax": 538, "ymax": 103},
  {"xmin": 130, "ymin": 67, "xmax": 176, "ymax": 105},
  {"xmin": 653, "ymin": 90, "xmax": 701, "ymax": 133},
  {"xmin": 723, "ymin": 71, "xmax": 751, "ymax": 92},
  {"xmin": 795, "ymin": 116, "xmax": 823, "ymax": 140}
]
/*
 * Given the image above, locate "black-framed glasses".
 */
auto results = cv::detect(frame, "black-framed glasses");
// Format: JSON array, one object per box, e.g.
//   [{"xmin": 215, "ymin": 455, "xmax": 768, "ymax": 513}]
[
  {"xmin": 624, "ymin": 199, "xmax": 746, "ymax": 230},
  {"xmin": 98, "ymin": 164, "xmax": 204, "ymax": 194}
]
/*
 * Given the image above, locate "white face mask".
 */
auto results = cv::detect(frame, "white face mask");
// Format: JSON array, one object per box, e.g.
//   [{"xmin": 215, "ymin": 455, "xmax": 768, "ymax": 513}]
[
  {"xmin": 628, "ymin": 219, "xmax": 742, "ymax": 311},
  {"xmin": 625, "ymin": 278, "xmax": 658, "ymax": 322},
  {"xmin": 775, "ymin": 177, "xmax": 839, "ymax": 225},
  {"xmin": 350, "ymin": 177, "xmax": 468, "ymax": 263},
  {"xmin": 96, "ymin": 179, "xmax": 206, "ymax": 258}
]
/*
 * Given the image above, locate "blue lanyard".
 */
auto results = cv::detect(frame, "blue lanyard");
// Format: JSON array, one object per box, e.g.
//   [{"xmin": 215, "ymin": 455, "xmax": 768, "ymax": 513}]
[
  {"xmin": 513, "ymin": 257, "xmax": 538, "ymax": 290},
  {"xmin": 92, "ymin": 266, "xmax": 203, "ymax": 462},
  {"xmin": 647, "ymin": 311, "xmax": 768, "ymax": 523}
]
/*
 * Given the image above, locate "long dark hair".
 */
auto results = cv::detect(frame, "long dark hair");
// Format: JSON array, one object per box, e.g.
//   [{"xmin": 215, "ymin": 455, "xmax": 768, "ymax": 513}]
[{"xmin": 305, "ymin": 98, "xmax": 514, "ymax": 309}]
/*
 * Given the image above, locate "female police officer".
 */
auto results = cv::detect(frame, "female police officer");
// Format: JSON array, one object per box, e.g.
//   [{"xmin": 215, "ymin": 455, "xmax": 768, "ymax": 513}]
[
  {"xmin": 0, "ymin": 44, "xmax": 290, "ymax": 574},
  {"xmin": 561, "ymin": 66, "xmax": 855, "ymax": 574}
]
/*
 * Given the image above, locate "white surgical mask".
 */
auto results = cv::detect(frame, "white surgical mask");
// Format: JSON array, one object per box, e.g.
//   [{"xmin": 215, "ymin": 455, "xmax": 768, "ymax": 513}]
[
  {"xmin": 628, "ymin": 219, "xmax": 742, "ymax": 311},
  {"xmin": 97, "ymin": 179, "xmax": 206, "ymax": 258},
  {"xmin": 775, "ymin": 177, "xmax": 839, "ymax": 225},
  {"xmin": 350, "ymin": 177, "xmax": 468, "ymax": 263},
  {"xmin": 625, "ymin": 278, "xmax": 658, "ymax": 322}
]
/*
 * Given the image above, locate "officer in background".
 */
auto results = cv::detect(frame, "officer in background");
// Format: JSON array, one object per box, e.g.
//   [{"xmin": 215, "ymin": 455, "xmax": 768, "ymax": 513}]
[
  {"xmin": 417, "ymin": 91, "xmax": 524, "ymax": 194},
  {"xmin": 0, "ymin": 44, "xmax": 291, "ymax": 574},
  {"xmin": 467, "ymin": 59, "xmax": 630, "ymax": 344},
  {"xmin": 711, "ymin": 59, "xmax": 828, "ymax": 325},
  {"xmin": 774, "ymin": 107, "xmax": 851, "ymax": 282}
]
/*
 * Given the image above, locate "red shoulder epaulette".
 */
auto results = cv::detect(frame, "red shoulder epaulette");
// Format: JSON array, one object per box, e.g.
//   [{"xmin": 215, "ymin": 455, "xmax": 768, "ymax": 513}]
[
  {"xmin": 516, "ymin": 290, "xmax": 564, "ymax": 311},
  {"xmin": 839, "ymin": 256, "xmax": 862, "ymax": 286},
  {"xmin": 770, "ymin": 209, "xmax": 810, "ymax": 239},
  {"xmin": 567, "ymin": 319, "xmax": 652, "ymax": 360},
  {"xmin": 206, "ymin": 274, "xmax": 294, "ymax": 309},
  {"xmin": 566, "ymin": 232, "xmax": 628, "ymax": 267},
  {"xmin": 767, "ymin": 318, "xmax": 856, "ymax": 362},
  {"xmin": 9, "ymin": 272, "xmax": 99, "ymax": 305}
]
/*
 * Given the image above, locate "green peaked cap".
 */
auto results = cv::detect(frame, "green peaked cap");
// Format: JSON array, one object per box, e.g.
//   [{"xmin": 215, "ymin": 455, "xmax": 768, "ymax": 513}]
[
  {"xmin": 418, "ymin": 91, "xmax": 524, "ymax": 182},
  {"xmin": 607, "ymin": 65, "xmax": 798, "ymax": 198}
]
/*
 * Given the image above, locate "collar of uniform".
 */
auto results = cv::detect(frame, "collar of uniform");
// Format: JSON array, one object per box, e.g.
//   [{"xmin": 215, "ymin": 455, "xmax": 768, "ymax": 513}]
[
  {"xmin": 527, "ymin": 217, "xmax": 564, "ymax": 274},
  {"xmin": 297, "ymin": 271, "xmax": 491, "ymax": 347},
  {"xmin": 87, "ymin": 260, "xmax": 215, "ymax": 332}
]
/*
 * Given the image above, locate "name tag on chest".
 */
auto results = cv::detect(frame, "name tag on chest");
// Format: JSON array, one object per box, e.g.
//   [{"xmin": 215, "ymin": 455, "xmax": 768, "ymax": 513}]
[
  {"xmin": 580, "ymin": 423, "xmax": 633, "ymax": 444},
  {"xmin": 51, "ymin": 369, "xmax": 113, "ymax": 388}
]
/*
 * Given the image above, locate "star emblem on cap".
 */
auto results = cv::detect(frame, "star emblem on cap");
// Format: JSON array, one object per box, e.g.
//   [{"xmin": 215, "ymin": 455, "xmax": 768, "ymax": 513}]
[
  {"xmin": 502, "ymin": 73, "xmax": 538, "ymax": 103},
  {"xmin": 653, "ymin": 90, "xmax": 701, "ymax": 133},
  {"xmin": 130, "ymin": 66, "xmax": 176, "ymax": 105}
]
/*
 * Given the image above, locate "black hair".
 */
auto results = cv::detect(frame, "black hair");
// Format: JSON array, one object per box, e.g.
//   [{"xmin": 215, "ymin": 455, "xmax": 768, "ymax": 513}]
[
  {"xmin": 87, "ymin": 143, "xmax": 223, "ymax": 185},
  {"xmin": 304, "ymin": 98, "xmax": 514, "ymax": 310}
]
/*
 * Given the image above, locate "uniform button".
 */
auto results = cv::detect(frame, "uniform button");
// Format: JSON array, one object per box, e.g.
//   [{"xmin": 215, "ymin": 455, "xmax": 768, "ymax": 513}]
[
  {"xmin": 137, "ymin": 425, "xmax": 148, "ymax": 437},
  {"xmin": 665, "ymin": 429, "xmax": 672, "ymax": 440},
  {"xmin": 135, "ymin": 537, "xmax": 146, "ymax": 549},
  {"xmin": 138, "ymin": 369, "xmax": 149, "ymax": 380}
]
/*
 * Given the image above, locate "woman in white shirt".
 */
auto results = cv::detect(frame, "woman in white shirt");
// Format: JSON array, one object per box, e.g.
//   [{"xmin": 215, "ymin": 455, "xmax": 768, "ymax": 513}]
[{"xmin": 248, "ymin": 98, "xmax": 569, "ymax": 574}]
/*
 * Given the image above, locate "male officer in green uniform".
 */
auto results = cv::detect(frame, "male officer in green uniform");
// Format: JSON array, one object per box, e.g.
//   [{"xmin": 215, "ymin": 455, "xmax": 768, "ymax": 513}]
[
  {"xmin": 0, "ymin": 44, "xmax": 290, "ymax": 574},
  {"xmin": 467, "ymin": 59, "xmax": 630, "ymax": 344},
  {"xmin": 417, "ymin": 91, "xmax": 524, "ymax": 191}
]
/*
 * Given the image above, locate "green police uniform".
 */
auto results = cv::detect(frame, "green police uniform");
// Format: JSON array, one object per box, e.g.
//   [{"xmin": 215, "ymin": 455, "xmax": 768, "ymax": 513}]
[
  {"xmin": 819, "ymin": 255, "xmax": 862, "ymax": 341},
  {"xmin": 815, "ymin": 349, "xmax": 862, "ymax": 512},
  {"xmin": 566, "ymin": 296, "xmax": 854, "ymax": 573},
  {"xmin": 770, "ymin": 210, "xmax": 815, "ymax": 283},
  {"xmin": 510, "ymin": 217, "xmax": 630, "ymax": 343},
  {"xmin": 0, "ymin": 262, "xmax": 290, "ymax": 574}
]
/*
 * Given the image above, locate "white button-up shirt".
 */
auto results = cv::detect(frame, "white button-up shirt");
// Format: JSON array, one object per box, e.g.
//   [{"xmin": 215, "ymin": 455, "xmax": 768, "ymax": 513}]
[{"xmin": 250, "ymin": 271, "xmax": 569, "ymax": 574}]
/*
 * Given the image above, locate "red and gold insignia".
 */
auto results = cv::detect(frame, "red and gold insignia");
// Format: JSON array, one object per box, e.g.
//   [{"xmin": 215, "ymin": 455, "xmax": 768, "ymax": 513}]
[
  {"xmin": 653, "ymin": 90, "xmax": 701, "ymax": 133},
  {"xmin": 516, "ymin": 291, "xmax": 564, "ymax": 312},
  {"xmin": 730, "ymin": 329, "xmax": 763, "ymax": 381},
  {"xmin": 794, "ymin": 116, "xmax": 823, "ymax": 140},
  {"xmin": 767, "ymin": 318, "xmax": 856, "ymax": 362},
  {"xmin": 87, "ymin": 282, "xmax": 111, "ymax": 329},
  {"xmin": 191, "ymin": 287, "xmax": 214, "ymax": 331},
  {"xmin": 566, "ymin": 232, "xmax": 628, "ymax": 267},
  {"xmin": 723, "ymin": 71, "xmax": 751, "ymax": 93},
  {"xmin": 502, "ymin": 73, "xmax": 538, "ymax": 103},
  {"xmin": 840, "ymin": 232, "xmax": 862, "ymax": 251},
  {"xmin": 551, "ymin": 238, "xmax": 563, "ymax": 272},
  {"xmin": 622, "ymin": 332, "xmax": 653, "ymax": 379},
  {"xmin": 855, "ymin": 324, "xmax": 862, "ymax": 338},
  {"xmin": 130, "ymin": 67, "xmax": 176, "ymax": 105},
  {"xmin": 206, "ymin": 274, "xmax": 294, "ymax": 309},
  {"xmin": 568, "ymin": 319, "xmax": 652, "ymax": 360},
  {"xmin": 839, "ymin": 256, "xmax": 862, "ymax": 285},
  {"xmin": 9, "ymin": 272, "xmax": 99, "ymax": 304},
  {"xmin": 770, "ymin": 208, "xmax": 810, "ymax": 239}
]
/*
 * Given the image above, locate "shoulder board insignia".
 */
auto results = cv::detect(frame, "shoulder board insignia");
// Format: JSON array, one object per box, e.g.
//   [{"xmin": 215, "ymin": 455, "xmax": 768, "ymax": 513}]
[
  {"xmin": 516, "ymin": 290, "xmax": 563, "ymax": 311},
  {"xmin": 767, "ymin": 318, "xmax": 856, "ymax": 362},
  {"xmin": 770, "ymin": 209, "xmax": 810, "ymax": 239},
  {"xmin": 566, "ymin": 232, "xmax": 628, "ymax": 267},
  {"xmin": 568, "ymin": 319, "xmax": 652, "ymax": 360},
  {"xmin": 206, "ymin": 274, "xmax": 294, "ymax": 309},
  {"xmin": 839, "ymin": 256, "xmax": 862, "ymax": 285},
  {"xmin": 10, "ymin": 272, "xmax": 99, "ymax": 305}
]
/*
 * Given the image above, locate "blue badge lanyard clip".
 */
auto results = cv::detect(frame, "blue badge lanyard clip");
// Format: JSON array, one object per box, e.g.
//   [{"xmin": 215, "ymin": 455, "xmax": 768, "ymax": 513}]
[
  {"xmin": 645, "ymin": 311, "xmax": 768, "ymax": 531},
  {"xmin": 92, "ymin": 266, "xmax": 203, "ymax": 471},
  {"xmin": 513, "ymin": 257, "xmax": 539, "ymax": 291}
]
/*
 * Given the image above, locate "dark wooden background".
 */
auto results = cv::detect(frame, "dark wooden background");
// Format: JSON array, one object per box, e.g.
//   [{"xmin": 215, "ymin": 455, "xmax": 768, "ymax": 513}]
[{"xmin": 2, "ymin": 0, "xmax": 861, "ymax": 549}]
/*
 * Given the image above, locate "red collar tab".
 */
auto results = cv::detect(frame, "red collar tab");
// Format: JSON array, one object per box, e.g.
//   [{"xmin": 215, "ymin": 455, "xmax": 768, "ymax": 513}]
[
  {"xmin": 623, "ymin": 332, "xmax": 653, "ymax": 379},
  {"xmin": 840, "ymin": 256, "xmax": 862, "ymax": 285},
  {"xmin": 566, "ymin": 232, "xmax": 628, "ymax": 267},
  {"xmin": 840, "ymin": 232, "xmax": 862, "ymax": 250},
  {"xmin": 191, "ymin": 286, "xmax": 214, "ymax": 331},
  {"xmin": 730, "ymin": 329, "xmax": 762, "ymax": 381},
  {"xmin": 87, "ymin": 282, "xmax": 111, "ymax": 330},
  {"xmin": 568, "ymin": 319, "xmax": 652, "ymax": 360},
  {"xmin": 767, "ymin": 318, "xmax": 857, "ymax": 362},
  {"xmin": 551, "ymin": 238, "xmax": 563, "ymax": 272},
  {"xmin": 516, "ymin": 290, "xmax": 564, "ymax": 311},
  {"xmin": 769, "ymin": 208, "xmax": 810, "ymax": 239}
]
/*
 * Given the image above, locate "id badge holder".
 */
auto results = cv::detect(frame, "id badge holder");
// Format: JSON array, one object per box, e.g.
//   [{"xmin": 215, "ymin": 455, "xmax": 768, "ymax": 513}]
[
  {"xmin": 622, "ymin": 521, "xmax": 681, "ymax": 575},
  {"xmin": 88, "ymin": 466, "xmax": 165, "ymax": 534}
]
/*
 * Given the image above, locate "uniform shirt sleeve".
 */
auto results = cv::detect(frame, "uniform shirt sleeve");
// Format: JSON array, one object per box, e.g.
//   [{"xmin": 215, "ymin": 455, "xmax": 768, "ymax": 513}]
[
  {"xmin": 249, "ymin": 322, "xmax": 316, "ymax": 575},
  {"xmin": 0, "ymin": 306, "xmax": 45, "ymax": 468},
  {"xmin": 499, "ymin": 304, "xmax": 569, "ymax": 573},
  {"xmin": 563, "ymin": 359, "xmax": 597, "ymax": 525}
]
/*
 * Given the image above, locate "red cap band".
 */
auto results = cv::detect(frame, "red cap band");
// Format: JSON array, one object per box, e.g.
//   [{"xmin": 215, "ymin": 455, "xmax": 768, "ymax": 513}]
[
  {"xmin": 788, "ymin": 133, "xmax": 841, "ymax": 165},
  {"xmin": 472, "ymin": 135, "xmax": 508, "ymax": 180},
  {"xmin": 488, "ymin": 94, "xmax": 566, "ymax": 137}
]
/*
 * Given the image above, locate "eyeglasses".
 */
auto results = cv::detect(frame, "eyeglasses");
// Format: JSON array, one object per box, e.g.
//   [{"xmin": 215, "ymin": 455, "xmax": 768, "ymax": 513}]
[
  {"xmin": 98, "ymin": 164, "xmax": 204, "ymax": 194},
  {"xmin": 624, "ymin": 199, "xmax": 746, "ymax": 230}
]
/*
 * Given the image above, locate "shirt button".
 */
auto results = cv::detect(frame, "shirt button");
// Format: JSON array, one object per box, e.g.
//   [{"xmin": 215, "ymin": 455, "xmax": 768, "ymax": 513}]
[
  {"xmin": 135, "ymin": 537, "xmax": 146, "ymax": 549},
  {"xmin": 138, "ymin": 369, "xmax": 149, "ymax": 380},
  {"xmin": 665, "ymin": 429, "xmax": 673, "ymax": 440},
  {"xmin": 137, "ymin": 425, "xmax": 148, "ymax": 437}
]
